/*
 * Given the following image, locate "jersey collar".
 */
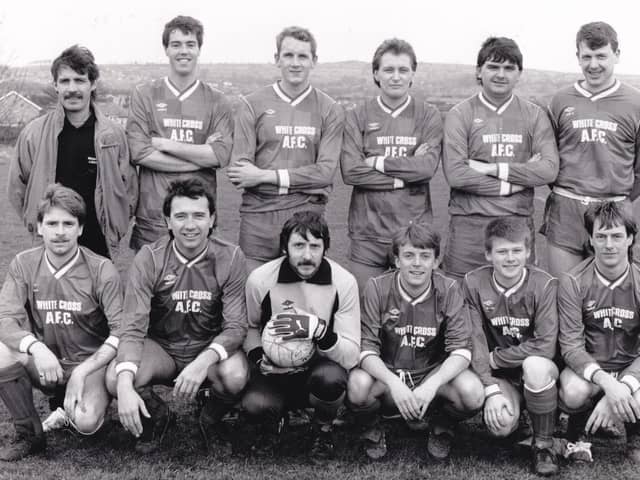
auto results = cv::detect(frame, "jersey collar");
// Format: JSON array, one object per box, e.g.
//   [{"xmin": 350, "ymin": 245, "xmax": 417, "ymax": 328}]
[
  {"xmin": 573, "ymin": 79, "xmax": 620, "ymax": 101},
  {"xmin": 478, "ymin": 92, "xmax": 514, "ymax": 115},
  {"xmin": 396, "ymin": 271, "xmax": 432, "ymax": 306},
  {"xmin": 272, "ymin": 82, "xmax": 313, "ymax": 107},
  {"xmin": 595, "ymin": 263, "xmax": 629, "ymax": 290},
  {"xmin": 491, "ymin": 268, "xmax": 528, "ymax": 297},
  {"xmin": 172, "ymin": 241, "xmax": 208, "ymax": 268},
  {"xmin": 164, "ymin": 77, "xmax": 200, "ymax": 102},
  {"xmin": 45, "ymin": 248, "xmax": 80, "ymax": 279},
  {"xmin": 376, "ymin": 95, "xmax": 412, "ymax": 118},
  {"xmin": 277, "ymin": 257, "xmax": 332, "ymax": 285}
]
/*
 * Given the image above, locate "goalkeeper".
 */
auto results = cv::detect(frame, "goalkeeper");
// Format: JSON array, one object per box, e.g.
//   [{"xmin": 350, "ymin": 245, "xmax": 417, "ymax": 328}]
[{"xmin": 241, "ymin": 210, "xmax": 360, "ymax": 463}]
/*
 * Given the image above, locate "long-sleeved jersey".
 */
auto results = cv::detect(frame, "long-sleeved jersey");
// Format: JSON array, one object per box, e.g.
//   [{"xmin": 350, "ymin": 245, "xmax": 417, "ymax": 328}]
[
  {"xmin": 341, "ymin": 95, "xmax": 443, "ymax": 243},
  {"xmin": 465, "ymin": 265, "xmax": 558, "ymax": 389},
  {"xmin": 230, "ymin": 82, "xmax": 345, "ymax": 213},
  {"xmin": 443, "ymin": 92, "xmax": 558, "ymax": 216},
  {"xmin": 127, "ymin": 78, "xmax": 233, "ymax": 241},
  {"xmin": 116, "ymin": 236, "xmax": 247, "ymax": 372},
  {"xmin": 360, "ymin": 270, "xmax": 472, "ymax": 377},
  {"xmin": 549, "ymin": 80, "xmax": 640, "ymax": 199},
  {"xmin": 0, "ymin": 246, "xmax": 122, "ymax": 362},
  {"xmin": 559, "ymin": 258, "xmax": 640, "ymax": 383},
  {"xmin": 244, "ymin": 256, "xmax": 360, "ymax": 370}
]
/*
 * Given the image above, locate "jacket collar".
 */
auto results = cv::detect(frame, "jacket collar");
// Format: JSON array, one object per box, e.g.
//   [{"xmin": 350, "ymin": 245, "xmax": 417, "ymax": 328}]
[{"xmin": 277, "ymin": 257, "xmax": 332, "ymax": 285}]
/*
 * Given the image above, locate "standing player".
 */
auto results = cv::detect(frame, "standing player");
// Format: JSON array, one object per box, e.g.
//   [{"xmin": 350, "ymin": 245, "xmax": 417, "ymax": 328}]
[
  {"xmin": 466, "ymin": 218, "xmax": 560, "ymax": 475},
  {"xmin": 127, "ymin": 16, "xmax": 233, "ymax": 250},
  {"xmin": 107, "ymin": 179, "xmax": 248, "ymax": 454},
  {"xmin": 542, "ymin": 22, "xmax": 640, "ymax": 278},
  {"xmin": 0, "ymin": 185, "xmax": 123, "ymax": 460},
  {"xmin": 8, "ymin": 45, "xmax": 136, "ymax": 258},
  {"xmin": 227, "ymin": 27, "xmax": 344, "ymax": 271},
  {"xmin": 341, "ymin": 39, "xmax": 443, "ymax": 292},
  {"xmin": 442, "ymin": 37, "xmax": 558, "ymax": 278},
  {"xmin": 348, "ymin": 223, "xmax": 483, "ymax": 462},
  {"xmin": 241, "ymin": 211, "xmax": 360, "ymax": 461},
  {"xmin": 558, "ymin": 202, "xmax": 640, "ymax": 464}
]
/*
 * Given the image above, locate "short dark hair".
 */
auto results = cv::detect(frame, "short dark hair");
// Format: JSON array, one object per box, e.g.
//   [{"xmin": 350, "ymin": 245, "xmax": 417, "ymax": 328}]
[
  {"xmin": 162, "ymin": 16, "xmax": 204, "ymax": 48},
  {"xmin": 37, "ymin": 184, "xmax": 86, "ymax": 226},
  {"xmin": 585, "ymin": 201, "xmax": 636, "ymax": 238},
  {"xmin": 162, "ymin": 178, "xmax": 215, "ymax": 217},
  {"xmin": 391, "ymin": 223, "xmax": 440, "ymax": 259},
  {"xmin": 275, "ymin": 26, "xmax": 317, "ymax": 59},
  {"xmin": 371, "ymin": 38, "xmax": 417, "ymax": 88},
  {"xmin": 280, "ymin": 210, "xmax": 330, "ymax": 253},
  {"xmin": 51, "ymin": 45, "xmax": 99, "ymax": 100},
  {"xmin": 484, "ymin": 217, "xmax": 531, "ymax": 252},
  {"xmin": 576, "ymin": 21, "xmax": 618, "ymax": 52},
  {"xmin": 476, "ymin": 37, "xmax": 522, "ymax": 84}
]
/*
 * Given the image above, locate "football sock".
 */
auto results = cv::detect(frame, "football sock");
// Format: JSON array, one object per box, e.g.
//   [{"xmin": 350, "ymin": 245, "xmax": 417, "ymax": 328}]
[
  {"xmin": 558, "ymin": 396, "xmax": 593, "ymax": 441},
  {"xmin": 348, "ymin": 398, "xmax": 381, "ymax": 428},
  {"xmin": 202, "ymin": 390, "xmax": 237, "ymax": 424},
  {"xmin": 0, "ymin": 363, "xmax": 42, "ymax": 436},
  {"xmin": 310, "ymin": 392, "xmax": 344, "ymax": 426},
  {"xmin": 524, "ymin": 381, "xmax": 557, "ymax": 448}
]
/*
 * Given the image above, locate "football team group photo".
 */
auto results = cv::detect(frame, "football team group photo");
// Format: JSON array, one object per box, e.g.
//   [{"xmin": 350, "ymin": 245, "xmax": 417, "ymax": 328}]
[{"xmin": 1, "ymin": 6, "xmax": 640, "ymax": 480}]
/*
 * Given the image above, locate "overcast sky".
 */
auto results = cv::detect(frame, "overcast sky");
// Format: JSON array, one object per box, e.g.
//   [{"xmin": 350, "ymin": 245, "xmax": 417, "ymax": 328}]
[{"xmin": 2, "ymin": 0, "xmax": 639, "ymax": 74}]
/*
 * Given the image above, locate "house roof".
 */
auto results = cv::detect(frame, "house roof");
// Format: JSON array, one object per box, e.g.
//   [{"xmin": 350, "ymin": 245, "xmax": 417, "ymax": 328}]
[{"xmin": 0, "ymin": 90, "xmax": 42, "ymax": 111}]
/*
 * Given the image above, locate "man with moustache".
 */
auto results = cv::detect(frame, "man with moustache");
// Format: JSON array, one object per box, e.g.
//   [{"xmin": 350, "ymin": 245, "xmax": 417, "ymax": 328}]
[
  {"xmin": 8, "ymin": 45, "xmax": 136, "ymax": 259},
  {"xmin": 228, "ymin": 26, "xmax": 345, "ymax": 271},
  {"xmin": 341, "ymin": 38, "xmax": 443, "ymax": 293},
  {"xmin": 127, "ymin": 15, "xmax": 233, "ymax": 250}
]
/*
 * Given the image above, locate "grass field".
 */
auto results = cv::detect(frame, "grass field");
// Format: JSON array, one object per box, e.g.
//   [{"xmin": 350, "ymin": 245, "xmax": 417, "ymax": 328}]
[{"xmin": 0, "ymin": 144, "xmax": 638, "ymax": 480}]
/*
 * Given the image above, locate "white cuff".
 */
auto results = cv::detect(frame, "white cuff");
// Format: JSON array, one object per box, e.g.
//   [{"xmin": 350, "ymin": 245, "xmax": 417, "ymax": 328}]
[
  {"xmin": 450, "ymin": 348, "xmax": 472, "ymax": 362},
  {"xmin": 207, "ymin": 342, "xmax": 228, "ymax": 362},
  {"xmin": 359, "ymin": 350, "xmax": 378, "ymax": 364},
  {"xmin": 583, "ymin": 363, "xmax": 601, "ymax": 382},
  {"xmin": 497, "ymin": 163, "xmax": 509, "ymax": 181},
  {"xmin": 115, "ymin": 362, "xmax": 138, "ymax": 377},
  {"xmin": 374, "ymin": 156, "xmax": 385, "ymax": 173},
  {"xmin": 499, "ymin": 181, "xmax": 511, "ymax": 196},
  {"xmin": 621, "ymin": 375, "xmax": 640, "ymax": 394},
  {"xmin": 19, "ymin": 334, "xmax": 39, "ymax": 353},
  {"xmin": 485, "ymin": 384, "xmax": 501, "ymax": 396},
  {"xmin": 277, "ymin": 169, "xmax": 290, "ymax": 195},
  {"xmin": 104, "ymin": 336, "xmax": 119, "ymax": 350},
  {"xmin": 393, "ymin": 178, "xmax": 405, "ymax": 189}
]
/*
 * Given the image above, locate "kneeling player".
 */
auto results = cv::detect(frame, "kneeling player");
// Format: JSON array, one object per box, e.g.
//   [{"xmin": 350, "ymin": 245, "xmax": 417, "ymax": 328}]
[
  {"xmin": 107, "ymin": 179, "xmax": 249, "ymax": 454},
  {"xmin": 347, "ymin": 223, "xmax": 483, "ymax": 461},
  {"xmin": 241, "ymin": 211, "xmax": 360, "ymax": 462},
  {"xmin": 466, "ymin": 218, "xmax": 560, "ymax": 476},
  {"xmin": 0, "ymin": 185, "xmax": 123, "ymax": 460},
  {"xmin": 558, "ymin": 202, "xmax": 640, "ymax": 464}
]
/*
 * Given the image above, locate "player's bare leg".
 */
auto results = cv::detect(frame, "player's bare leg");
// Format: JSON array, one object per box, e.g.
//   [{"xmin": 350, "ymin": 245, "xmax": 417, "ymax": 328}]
[
  {"xmin": 0, "ymin": 344, "xmax": 45, "ymax": 460},
  {"xmin": 558, "ymin": 367, "xmax": 598, "ymax": 462},
  {"xmin": 523, "ymin": 356, "xmax": 560, "ymax": 476},
  {"xmin": 428, "ymin": 368, "xmax": 484, "ymax": 461},
  {"xmin": 198, "ymin": 351, "xmax": 249, "ymax": 455},
  {"xmin": 347, "ymin": 369, "xmax": 388, "ymax": 459},
  {"xmin": 547, "ymin": 243, "xmax": 583, "ymax": 279}
]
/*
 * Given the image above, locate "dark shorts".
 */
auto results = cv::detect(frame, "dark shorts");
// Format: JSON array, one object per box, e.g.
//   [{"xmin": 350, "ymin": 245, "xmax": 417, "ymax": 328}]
[
  {"xmin": 540, "ymin": 193, "xmax": 632, "ymax": 256},
  {"xmin": 349, "ymin": 238, "xmax": 394, "ymax": 268},
  {"xmin": 239, "ymin": 203, "xmax": 326, "ymax": 262},
  {"xmin": 493, "ymin": 366, "xmax": 524, "ymax": 391},
  {"xmin": 442, "ymin": 214, "xmax": 536, "ymax": 279}
]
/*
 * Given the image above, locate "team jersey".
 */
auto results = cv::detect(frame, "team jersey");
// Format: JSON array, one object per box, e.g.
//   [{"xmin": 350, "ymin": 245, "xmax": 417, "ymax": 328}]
[
  {"xmin": 360, "ymin": 270, "xmax": 472, "ymax": 377},
  {"xmin": 244, "ymin": 256, "xmax": 360, "ymax": 370},
  {"xmin": 0, "ymin": 246, "xmax": 122, "ymax": 362},
  {"xmin": 464, "ymin": 265, "xmax": 558, "ymax": 389},
  {"xmin": 549, "ymin": 80, "xmax": 640, "ymax": 198},
  {"xmin": 341, "ymin": 95, "xmax": 443, "ymax": 243},
  {"xmin": 127, "ymin": 77, "xmax": 233, "ymax": 239},
  {"xmin": 231, "ymin": 82, "xmax": 345, "ymax": 213},
  {"xmin": 117, "ymin": 236, "xmax": 247, "ymax": 370},
  {"xmin": 559, "ymin": 258, "xmax": 640, "ymax": 382},
  {"xmin": 443, "ymin": 92, "xmax": 558, "ymax": 216}
]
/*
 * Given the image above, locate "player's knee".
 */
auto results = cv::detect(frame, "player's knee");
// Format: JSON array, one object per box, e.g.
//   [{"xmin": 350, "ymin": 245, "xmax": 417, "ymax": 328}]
[
  {"xmin": 105, "ymin": 361, "xmax": 118, "ymax": 396},
  {"xmin": 487, "ymin": 414, "xmax": 519, "ymax": 438},
  {"xmin": 241, "ymin": 389, "xmax": 284, "ymax": 419},
  {"xmin": 216, "ymin": 360, "xmax": 249, "ymax": 396},
  {"xmin": 559, "ymin": 369, "xmax": 591, "ymax": 409},
  {"xmin": 308, "ymin": 361, "xmax": 348, "ymax": 402},
  {"xmin": 453, "ymin": 371, "xmax": 485, "ymax": 411},
  {"xmin": 73, "ymin": 407, "xmax": 104, "ymax": 435},
  {"xmin": 522, "ymin": 356, "xmax": 558, "ymax": 389},
  {"xmin": 347, "ymin": 368, "xmax": 374, "ymax": 406}
]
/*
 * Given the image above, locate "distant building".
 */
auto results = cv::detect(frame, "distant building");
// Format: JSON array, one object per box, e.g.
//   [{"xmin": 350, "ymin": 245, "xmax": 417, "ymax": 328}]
[{"xmin": 0, "ymin": 91, "xmax": 42, "ymax": 127}]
